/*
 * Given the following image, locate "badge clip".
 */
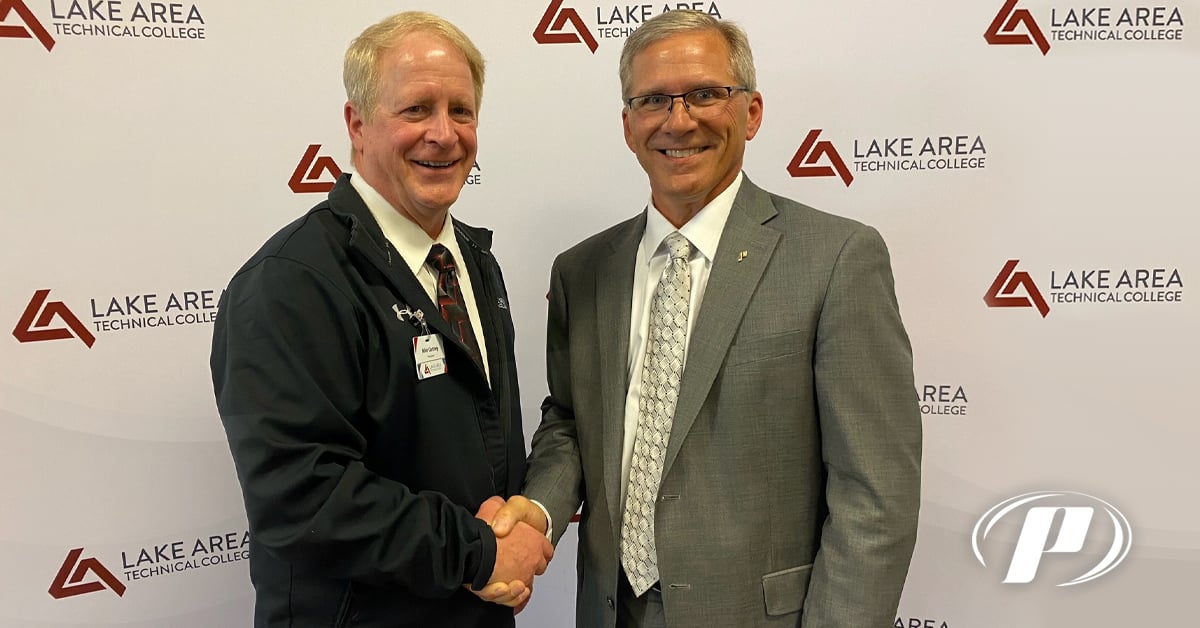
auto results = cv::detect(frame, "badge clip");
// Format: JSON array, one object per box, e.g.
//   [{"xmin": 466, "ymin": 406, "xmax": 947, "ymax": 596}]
[{"xmin": 393, "ymin": 304, "xmax": 430, "ymax": 335}]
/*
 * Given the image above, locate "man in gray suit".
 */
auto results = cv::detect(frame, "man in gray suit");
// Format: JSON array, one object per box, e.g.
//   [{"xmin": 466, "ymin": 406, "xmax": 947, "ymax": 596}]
[{"xmin": 490, "ymin": 10, "xmax": 920, "ymax": 627}]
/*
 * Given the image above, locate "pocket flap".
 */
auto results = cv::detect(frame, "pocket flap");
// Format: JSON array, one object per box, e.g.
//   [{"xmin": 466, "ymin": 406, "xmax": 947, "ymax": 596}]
[
  {"xmin": 761, "ymin": 564, "xmax": 812, "ymax": 617},
  {"xmin": 727, "ymin": 329, "xmax": 806, "ymax": 366}
]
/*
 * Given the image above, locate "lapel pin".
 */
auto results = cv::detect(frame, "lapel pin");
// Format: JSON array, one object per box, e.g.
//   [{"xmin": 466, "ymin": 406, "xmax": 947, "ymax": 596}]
[{"xmin": 737, "ymin": 250, "xmax": 749, "ymax": 262}]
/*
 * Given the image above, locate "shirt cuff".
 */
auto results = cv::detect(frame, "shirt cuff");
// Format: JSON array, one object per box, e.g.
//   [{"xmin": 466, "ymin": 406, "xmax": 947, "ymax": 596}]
[{"xmin": 529, "ymin": 498, "xmax": 554, "ymax": 540}]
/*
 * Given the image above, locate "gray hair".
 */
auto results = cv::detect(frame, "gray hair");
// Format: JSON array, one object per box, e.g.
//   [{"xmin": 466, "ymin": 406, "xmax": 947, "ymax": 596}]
[{"xmin": 618, "ymin": 10, "xmax": 756, "ymax": 99}]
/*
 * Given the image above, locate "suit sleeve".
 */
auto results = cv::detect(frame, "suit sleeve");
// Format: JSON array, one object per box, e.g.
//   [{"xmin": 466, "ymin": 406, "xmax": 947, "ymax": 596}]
[
  {"xmin": 802, "ymin": 225, "xmax": 922, "ymax": 627},
  {"xmin": 210, "ymin": 257, "xmax": 497, "ymax": 595},
  {"xmin": 523, "ymin": 257, "xmax": 587, "ymax": 544}
]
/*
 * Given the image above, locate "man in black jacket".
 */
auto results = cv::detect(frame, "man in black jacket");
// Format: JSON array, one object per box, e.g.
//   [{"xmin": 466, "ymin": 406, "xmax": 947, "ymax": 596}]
[{"xmin": 210, "ymin": 11, "xmax": 551, "ymax": 628}]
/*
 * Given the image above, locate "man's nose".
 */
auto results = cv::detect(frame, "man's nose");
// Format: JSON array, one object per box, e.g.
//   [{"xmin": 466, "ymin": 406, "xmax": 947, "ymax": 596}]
[{"xmin": 425, "ymin": 110, "xmax": 457, "ymax": 144}]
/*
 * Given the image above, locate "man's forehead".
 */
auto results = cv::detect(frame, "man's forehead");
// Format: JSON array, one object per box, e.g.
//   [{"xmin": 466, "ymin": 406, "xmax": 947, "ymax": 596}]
[
  {"xmin": 631, "ymin": 32, "xmax": 728, "ymax": 68},
  {"xmin": 628, "ymin": 34, "xmax": 733, "ymax": 90},
  {"xmin": 385, "ymin": 31, "xmax": 463, "ymax": 62}
]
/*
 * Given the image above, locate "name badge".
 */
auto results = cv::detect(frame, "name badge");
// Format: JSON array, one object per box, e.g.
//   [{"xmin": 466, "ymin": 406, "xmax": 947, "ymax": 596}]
[{"xmin": 413, "ymin": 333, "xmax": 447, "ymax": 380}]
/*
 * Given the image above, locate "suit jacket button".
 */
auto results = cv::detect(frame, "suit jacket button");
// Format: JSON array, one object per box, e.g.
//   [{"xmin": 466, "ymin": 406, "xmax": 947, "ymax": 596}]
[{"xmin": 606, "ymin": 596, "xmax": 614, "ymax": 609}]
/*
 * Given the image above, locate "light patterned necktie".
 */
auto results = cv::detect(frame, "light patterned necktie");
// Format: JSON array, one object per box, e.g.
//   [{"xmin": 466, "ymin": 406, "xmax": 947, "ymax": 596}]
[{"xmin": 621, "ymin": 231, "xmax": 692, "ymax": 596}]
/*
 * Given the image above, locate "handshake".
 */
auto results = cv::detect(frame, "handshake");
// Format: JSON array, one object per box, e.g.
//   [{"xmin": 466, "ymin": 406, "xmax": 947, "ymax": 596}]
[{"xmin": 468, "ymin": 495, "xmax": 555, "ymax": 613}]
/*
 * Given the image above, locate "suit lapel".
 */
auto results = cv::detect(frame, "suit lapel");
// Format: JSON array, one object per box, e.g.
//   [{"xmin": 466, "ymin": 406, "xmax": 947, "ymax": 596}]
[
  {"xmin": 662, "ymin": 179, "xmax": 781, "ymax": 476},
  {"xmin": 595, "ymin": 213, "xmax": 644, "ymax": 533}
]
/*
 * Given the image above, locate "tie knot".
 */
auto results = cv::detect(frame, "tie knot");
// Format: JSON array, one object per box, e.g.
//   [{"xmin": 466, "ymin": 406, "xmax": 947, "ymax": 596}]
[
  {"xmin": 663, "ymin": 232, "xmax": 691, "ymax": 261},
  {"xmin": 426, "ymin": 244, "xmax": 456, "ymax": 273}
]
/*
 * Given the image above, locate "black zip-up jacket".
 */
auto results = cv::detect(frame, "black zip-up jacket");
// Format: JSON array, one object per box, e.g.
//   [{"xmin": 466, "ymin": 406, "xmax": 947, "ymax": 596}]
[{"xmin": 211, "ymin": 175, "xmax": 525, "ymax": 628}]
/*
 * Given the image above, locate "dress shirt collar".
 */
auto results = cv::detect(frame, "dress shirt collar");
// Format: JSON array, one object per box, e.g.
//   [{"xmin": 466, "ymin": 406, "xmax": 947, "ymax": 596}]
[
  {"xmin": 349, "ymin": 172, "xmax": 458, "ymax": 276},
  {"xmin": 641, "ymin": 172, "xmax": 742, "ymax": 263}
]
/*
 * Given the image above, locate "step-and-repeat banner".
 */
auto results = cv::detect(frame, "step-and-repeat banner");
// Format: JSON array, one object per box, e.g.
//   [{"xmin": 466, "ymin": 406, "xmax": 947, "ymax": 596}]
[{"xmin": 3, "ymin": 1, "xmax": 1196, "ymax": 626}]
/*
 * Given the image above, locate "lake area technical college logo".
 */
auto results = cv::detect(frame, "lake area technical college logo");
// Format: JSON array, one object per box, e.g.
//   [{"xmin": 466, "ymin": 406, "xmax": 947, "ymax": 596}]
[
  {"xmin": 2, "ymin": 1, "xmax": 211, "ymax": 49},
  {"xmin": 49, "ymin": 530, "xmax": 250, "ymax": 599},
  {"xmin": 985, "ymin": 0, "xmax": 1186, "ymax": 55},
  {"xmin": 788, "ymin": 128, "xmax": 987, "ymax": 188},
  {"xmin": 12, "ymin": 286, "xmax": 222, "ymax": 347},
  {"xmin": 973, "ymin": 491, "xmax": 1132, "ymax": 586},
  {"xmin": 534, "ymin": 1, "xmax": 724, "ymax": 51},
  {"xmin": 985, "ymin": 258, "xmax": 1184, "ymax": 317}
]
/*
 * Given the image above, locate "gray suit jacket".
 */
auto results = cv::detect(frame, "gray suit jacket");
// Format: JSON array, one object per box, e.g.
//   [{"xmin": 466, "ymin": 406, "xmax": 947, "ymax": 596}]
[{"xmin": 524, "ymin": 177, "xmax": 921, "ymax": 628}]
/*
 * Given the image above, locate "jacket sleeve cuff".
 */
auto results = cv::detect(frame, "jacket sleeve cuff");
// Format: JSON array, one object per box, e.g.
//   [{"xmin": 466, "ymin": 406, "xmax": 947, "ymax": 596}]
[{"xmin": 469, "ymin": 521, "xmax": 497, "ymax": 590}]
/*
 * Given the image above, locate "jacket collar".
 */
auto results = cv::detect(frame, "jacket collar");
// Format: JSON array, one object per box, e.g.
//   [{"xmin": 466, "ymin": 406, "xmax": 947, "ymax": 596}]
[{"xmin": 326, "ymin": 173, "xmax": 494, "ymax": 265}]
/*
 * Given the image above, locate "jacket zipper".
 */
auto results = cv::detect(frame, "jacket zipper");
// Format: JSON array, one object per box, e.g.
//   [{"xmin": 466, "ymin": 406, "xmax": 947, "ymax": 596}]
[{"xmin": 457, "ymin": 229, "xmax": 513, "ymax": 493}]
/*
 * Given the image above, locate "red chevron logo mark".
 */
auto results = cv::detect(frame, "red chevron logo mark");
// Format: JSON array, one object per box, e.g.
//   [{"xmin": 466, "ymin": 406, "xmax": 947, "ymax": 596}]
[
  {"xmin": 48, "ymin": 548, "xmax": 126, "ymax": 599},
  {"xmin": 534, "ymin": 0, "xmax": 598, "ymax": 53},
  {"xmin": 787, "ymin": 129, "xmax": 854, "ymax": 187},
  {"xmin": 985, "ymin": 0, "xmax": 1051, "ymax": 55},
  {"xmin": 984, "ymin": 259, "xmax": 1051, "ymax": 317},
  {"xmin": 289, "ymin": 144, "xmax": 343, "ymax": 194},
  {"xmin": 13, "ymin": 289, "xmax": 96, "ymax": 347},
  {"xmin": 0, "ymin": 0, "xmax": 55, "ymax": 51}
]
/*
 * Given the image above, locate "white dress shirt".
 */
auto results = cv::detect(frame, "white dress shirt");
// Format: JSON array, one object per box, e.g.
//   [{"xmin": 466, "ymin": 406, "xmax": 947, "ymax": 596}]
[
  {"xmin": 350, "ymin": 173, "xmax": 490, "ymax": 384},
  {"xmin": 618, "ymin": 172, "xmax": 743, "ymax": 507}
]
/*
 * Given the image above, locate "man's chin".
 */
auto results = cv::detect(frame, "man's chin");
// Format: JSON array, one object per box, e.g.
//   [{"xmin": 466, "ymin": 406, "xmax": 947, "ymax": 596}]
[
  {"xmin": 412, "ymin": 191, "xmax": 463, "ymax": 214},
  {"xmin": 650, "ymin": 178, "xmax": 705, "ymax": 201}
]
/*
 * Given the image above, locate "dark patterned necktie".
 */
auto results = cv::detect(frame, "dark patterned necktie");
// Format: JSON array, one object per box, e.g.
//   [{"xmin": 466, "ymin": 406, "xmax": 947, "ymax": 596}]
[{"xmin": 426, "ymin": 244, "xmax": 484, "ymax": 374}]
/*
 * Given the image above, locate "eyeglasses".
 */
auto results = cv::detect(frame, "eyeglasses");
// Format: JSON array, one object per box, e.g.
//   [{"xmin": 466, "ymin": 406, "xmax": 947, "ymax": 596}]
[{"xmin": 625, "ymin": 86, "xmax": 750, "ymax": 118}]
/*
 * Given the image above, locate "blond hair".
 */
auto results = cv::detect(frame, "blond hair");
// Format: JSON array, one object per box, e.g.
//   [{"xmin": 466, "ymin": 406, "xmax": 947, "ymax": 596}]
[{"xmin": 344, "ymin": 11, "xmax": 486, "ymax": 121}]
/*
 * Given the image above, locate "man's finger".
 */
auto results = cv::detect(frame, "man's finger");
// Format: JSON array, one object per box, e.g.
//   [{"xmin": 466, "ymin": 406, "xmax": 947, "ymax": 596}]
[
  {"xmin": 471, "ymin": 580, "xmax": 528, "ymax": 605},
  {"xmin": 471, "ymin": 581, "xmax": 509, "ymax": 602},
  {"xmin": 513, "ymin": 584, "xmax": 533, "ymax": 614},
  {"xmin": 491, "ymin": 580, "xmax": 528, "ymax": 606}
]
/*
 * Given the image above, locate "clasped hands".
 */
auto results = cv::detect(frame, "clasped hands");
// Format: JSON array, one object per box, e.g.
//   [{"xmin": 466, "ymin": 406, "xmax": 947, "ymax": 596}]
[{"xmin": 467, "ymin": 495, "xmax": 553, "ymax": 613}]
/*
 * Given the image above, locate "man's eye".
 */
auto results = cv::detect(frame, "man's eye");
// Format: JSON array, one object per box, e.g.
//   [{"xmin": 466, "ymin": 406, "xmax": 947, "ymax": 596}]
[
  {"xmin": 692, "ymin": 88, "xmax": 720, "ymax": 102},
  {"xmin": 642, "ymin": 95, "xmax": 670, "ymax": 108}
]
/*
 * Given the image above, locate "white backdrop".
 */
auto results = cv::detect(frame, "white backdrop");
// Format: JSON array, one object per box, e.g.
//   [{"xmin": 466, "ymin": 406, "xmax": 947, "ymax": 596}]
[{"xmin": 3, "ymin": 1, "xmax": 1197, "ymax": 626}]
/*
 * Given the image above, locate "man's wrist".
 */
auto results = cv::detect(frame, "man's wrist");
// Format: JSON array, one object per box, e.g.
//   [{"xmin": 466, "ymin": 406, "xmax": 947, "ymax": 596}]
[{"xmin": 529, "ymin": 498, "xmax": 554, "ymax": 540}]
